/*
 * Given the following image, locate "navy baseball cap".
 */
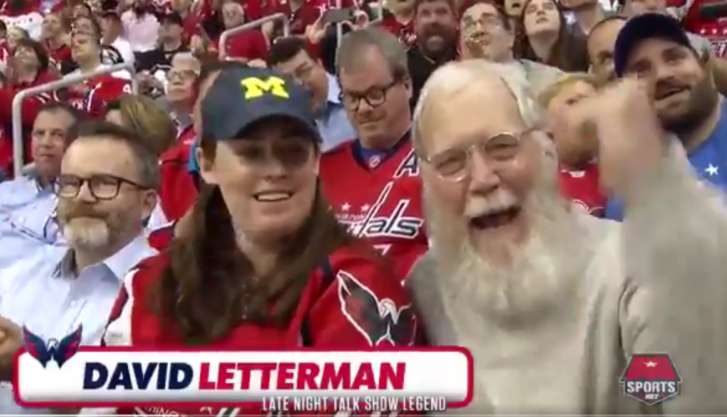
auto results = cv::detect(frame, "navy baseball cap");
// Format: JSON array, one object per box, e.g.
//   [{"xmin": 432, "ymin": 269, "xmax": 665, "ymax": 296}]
[
  {"xmin": 201, "ymin": 67, "xmax": 320, "ymax": 143},
  {"xmin": 614, "ymin": 13, "xmax": 694, "ymax": 78}
]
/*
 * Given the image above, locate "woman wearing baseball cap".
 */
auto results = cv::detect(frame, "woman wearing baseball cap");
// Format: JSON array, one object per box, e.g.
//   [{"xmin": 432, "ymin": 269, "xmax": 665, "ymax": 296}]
[{"xmin": 103, "ymin": 67, "xmax": 420, "ymax": 416}]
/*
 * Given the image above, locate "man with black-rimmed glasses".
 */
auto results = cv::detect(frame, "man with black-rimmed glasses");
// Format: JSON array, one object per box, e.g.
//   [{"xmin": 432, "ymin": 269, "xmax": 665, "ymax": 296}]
[
  {"xmin": 0, "ymin": 121, "xmax": 158, "ymax": 414},
  {"xmin": 320, "ymin": 28, "xmax": 428, "ymax": 282}
]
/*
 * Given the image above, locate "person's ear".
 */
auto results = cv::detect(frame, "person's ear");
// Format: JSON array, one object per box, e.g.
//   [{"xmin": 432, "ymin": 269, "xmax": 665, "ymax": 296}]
[
  {"xmin": 140, "ymin": 189, "xmax": 158, "ymax": 223},
  {"xmin": 313, "ymin": 149, "xmax": 321, "ymax": 175},
  {"xmin": 197, "ymin": 145, "xmax": 218, "ymax": 184}
]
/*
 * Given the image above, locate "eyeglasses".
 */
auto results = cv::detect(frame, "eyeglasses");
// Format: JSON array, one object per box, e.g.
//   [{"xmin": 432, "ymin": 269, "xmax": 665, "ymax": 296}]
[
  {"xmin": 55, "ymin": 174, "xmax": 151, "ymax": 200},
  {"xmin": 419, "ymin": 130, "xmax": 534, "ymax": 182},
  {"xmin": 461, "ymin": 14, "xmax": 505, "ymax": 32},
  {"xmin": 166, "ymin": 69, "xmax": 199, "ymax": 83},
  {"xmin": 339, "ymin": 79, "xmax": 400, "ymax": 112}
]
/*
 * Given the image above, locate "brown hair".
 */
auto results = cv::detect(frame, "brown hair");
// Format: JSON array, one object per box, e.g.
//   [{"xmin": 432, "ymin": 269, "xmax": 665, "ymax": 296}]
[
  {"xmin": 514, "ymin": 0, "xmax": 589, "ymax": 72},
  {"xmin": 153, "ymin": 135, "xmax": 353, "ymax": 344},
  {"xmin": 458, "ymin": 0, "xmax": 510, "ymax": 30},
  {"xmin": 106, "ymin": 94, "xmax": 177, "ymax": 157},
  {"xmin": 414, "ymin": 0, "xmax": 457, "ymax": 17},
  {"xmin": 14, "ymin": 38, "xmax": 50, "ymax": 73},
  {"xmin": 336, "ymin": 27, "xmax": 410, "ymax": 81}
]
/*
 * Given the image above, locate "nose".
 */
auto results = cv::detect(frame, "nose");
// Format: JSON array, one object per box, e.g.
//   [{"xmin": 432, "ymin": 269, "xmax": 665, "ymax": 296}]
[
  {"xmin": 77, "ymin": 181, "xmax": 97, "ymax": 203},
  {"xmin": 653, "ymin": 62, "xmax": 676, "ymax": 84},
  {"xmin": 262, "ymin": 157, "xmax": 288, "ymax": 179},
  {"xmin": 356, "ymin": 97, "xmax": 374, "ymax": 114},
  {"xmin": 468, "ymin": 149, "xmax": 501, "ymax": 193}
]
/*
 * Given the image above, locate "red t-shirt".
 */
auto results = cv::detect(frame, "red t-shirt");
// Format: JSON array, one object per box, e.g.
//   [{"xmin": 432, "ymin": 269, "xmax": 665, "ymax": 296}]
[
  {"xmin": 558, "ymin": 162, "xmax": 606, "ymax": 217},
  {"xmin": 104, "ymin": 241, "xmax": 420, "ymax": 416}
]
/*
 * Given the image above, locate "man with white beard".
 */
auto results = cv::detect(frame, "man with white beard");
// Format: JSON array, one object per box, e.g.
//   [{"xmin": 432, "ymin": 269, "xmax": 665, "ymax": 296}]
[
  {"xmin": 408, "ymin": 60, "xmax": 727, "ymax": 414},
  {"xmin": 0, "ymin": 121, "xmax": 158, "ymax": 413}
]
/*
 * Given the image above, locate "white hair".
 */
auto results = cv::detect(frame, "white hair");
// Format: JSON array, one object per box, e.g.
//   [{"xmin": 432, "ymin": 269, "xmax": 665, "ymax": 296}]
[
  {"xmin": 413, "ymin": 60, "xmax": 544, "ymax": 150},
  {"xmin": 171, "ymin": 52, "xmax": 201, "ymax": 72}
]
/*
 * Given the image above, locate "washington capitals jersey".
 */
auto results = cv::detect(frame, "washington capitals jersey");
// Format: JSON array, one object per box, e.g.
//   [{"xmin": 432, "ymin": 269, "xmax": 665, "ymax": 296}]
[
  {"xmin": 559, "ymin": 163, "xmax": 606, "ymax": 217},
  {"xmin": 319, "ymin": 138, "xmax": 427, "ymax": 280},
  {"xmin": 104, "ymin": 242, "xmax": 419, "ymax": 416},
  {"xmin": 55, "ymin": 74, "xmax": 132, "ymax": 117}
]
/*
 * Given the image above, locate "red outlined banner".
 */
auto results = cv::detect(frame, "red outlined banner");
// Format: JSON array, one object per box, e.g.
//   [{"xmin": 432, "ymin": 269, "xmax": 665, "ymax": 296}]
[{"xmin": 13, "ymin": 347, "xmax": 472, "ymax": 409}]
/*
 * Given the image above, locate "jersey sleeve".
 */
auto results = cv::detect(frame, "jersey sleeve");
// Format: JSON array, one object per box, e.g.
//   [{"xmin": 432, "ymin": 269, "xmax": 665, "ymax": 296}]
[
  {"xmin": 103, "ymin": 267, "xmax": 137, "ymax": 347},
  {"xmin": 103, "ymin": 252, "xmax": 169, "ymax": 346},
  {"xmin": 307, "ymin": 245, "xmax": 420, "ymax": 348}
]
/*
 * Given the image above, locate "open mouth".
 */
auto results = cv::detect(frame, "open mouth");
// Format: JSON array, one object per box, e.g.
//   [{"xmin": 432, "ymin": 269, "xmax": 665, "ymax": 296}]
[
  {"xmin": 511, "ymin": 1, "xmax": 521, "ymax": 8},
  {"xmin": 536, "ymin": 16, "xmax": 548, "ymax": 23},
  {"xmin": 655, "ymin": 86, "xmax": 687, "ymax": 101},
  {"xmin": 254, "ymin": 191, "xmax": 292, "ymax": 202},
  {"xmin": 470, "ymin": 206, "xmax": 521, "ymax": 230}
]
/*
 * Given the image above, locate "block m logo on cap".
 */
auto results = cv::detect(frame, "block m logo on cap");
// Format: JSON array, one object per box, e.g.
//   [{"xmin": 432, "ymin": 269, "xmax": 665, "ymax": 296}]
[{"xmin": 240, "ymin": 76, "xmax": 290, "ymax": 100}]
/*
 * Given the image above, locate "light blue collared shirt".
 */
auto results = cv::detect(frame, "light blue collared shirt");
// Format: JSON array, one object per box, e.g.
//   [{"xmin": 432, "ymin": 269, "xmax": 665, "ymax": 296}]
[
  {"xmin": 0, "ymin": 233, "xmax": 157, "ymax": 413},
  {"xmin": 0, "ymin": 175, "xmax": 64, "ymax": 272},
  {"xmin": 317, "ymin": 73, "xmax": 356, "ymax": 153}
]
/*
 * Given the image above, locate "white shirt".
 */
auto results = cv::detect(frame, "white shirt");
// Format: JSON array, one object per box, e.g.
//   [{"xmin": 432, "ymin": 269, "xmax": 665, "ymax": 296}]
[
  {"xmin": 0, "ymin": 233, "xmax": 157, "ymax": 413},
  {"xmin": 112, "ymin": 36, "xmax": 136, "ymax": 66},
  {"xmin": 121, "ymin": 10, "xmax": 160, "ymax": 53}
]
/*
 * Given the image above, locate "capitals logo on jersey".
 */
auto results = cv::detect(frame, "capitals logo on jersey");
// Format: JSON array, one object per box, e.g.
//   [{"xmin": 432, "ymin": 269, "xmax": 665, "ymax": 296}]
[
  {"xmin": 332, "ymin": 147, "xmax": 422, "ymax": 243},
  {"xmin": 320, "ymin": 139, "xmax": 427, "ymax": 279},
  {"xmin": 337, "ymin": 270, "xmax": 417, "ymax": 346}
]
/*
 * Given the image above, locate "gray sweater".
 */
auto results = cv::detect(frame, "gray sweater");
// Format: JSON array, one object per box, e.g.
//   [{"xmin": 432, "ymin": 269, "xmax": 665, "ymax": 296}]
[{"xmin": 408, "ymin": 142, "xmax": 727, "ymax": 414}]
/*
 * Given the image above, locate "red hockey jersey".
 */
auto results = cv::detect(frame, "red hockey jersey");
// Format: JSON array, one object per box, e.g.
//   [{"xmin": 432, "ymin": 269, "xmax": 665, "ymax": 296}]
[
  {"xmin": 0, "ymin": 70, "xmax": 57, "ymax": 128},
  {"xmin": 104, "ymin": 241, "xmax": 419, "ymax": 416},
  {"xmin": 558, "ymin": 163, "xmax": 606, "ymax": 217},
  {"xmin": 319, "ymin": 138, "xmax": 427, "ymax": 281},
  {"xmin": 56, "ymin": 73, "xmax": 132, "ymax": 117},
  {"xmin": 158, "ymin": 124, "xmax": 198, "ymax": 221}
]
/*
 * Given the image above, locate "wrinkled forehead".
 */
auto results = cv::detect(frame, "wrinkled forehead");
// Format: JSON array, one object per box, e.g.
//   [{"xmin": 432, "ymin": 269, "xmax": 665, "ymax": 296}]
[
  {"xmin": 461, "ymin": 3, "xmax": 499, "ymax": 21},
  {"xmin": 588, "ymin": 19, "xmax": 624, "ymax": 51},
  {"xmin": 172, "ymin": 54, "xmax": 201, "ymax": 71},
  {"xmin": 62, "ymin": 137, "xmax": 136, "ymax": 177},
  {"xmin": 420, "ymin": 76, "xmax": 528, "ymax": 155},
  {"xmin": 626, "ymin": 37, "xmax": 697, "ymax": 69}
]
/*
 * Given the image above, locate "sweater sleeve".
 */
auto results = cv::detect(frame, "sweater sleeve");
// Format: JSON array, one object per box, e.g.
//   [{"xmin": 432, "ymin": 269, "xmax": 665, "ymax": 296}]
[{"xmin": 618, "ymin": 140, "xmax": 727, "ymax": 414}]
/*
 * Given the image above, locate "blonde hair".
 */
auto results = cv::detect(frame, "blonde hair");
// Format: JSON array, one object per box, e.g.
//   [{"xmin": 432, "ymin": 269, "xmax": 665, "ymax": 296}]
[
  {"xmin": 108, "ymin": 95, "xmax": 176, "ymax": 157},
  {"xmin": 537, "ymin": 72, "xmax": 601, "ymax": 109}
]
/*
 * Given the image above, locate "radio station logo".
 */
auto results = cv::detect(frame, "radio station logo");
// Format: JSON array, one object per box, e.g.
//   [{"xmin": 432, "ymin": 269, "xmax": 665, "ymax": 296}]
[{"xmin": 621, "ymin": 353, "xmax": 681, "ymax": 406}]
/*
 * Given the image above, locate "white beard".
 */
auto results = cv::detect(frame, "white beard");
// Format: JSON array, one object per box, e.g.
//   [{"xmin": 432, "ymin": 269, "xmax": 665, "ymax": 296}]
[
  {"xmin": 63, "ymin": 217, "xmax": 111, "ymax": 251},
  {"xmin": 425, "ymin": 165, "xmax": 591, "ymax": 328}
]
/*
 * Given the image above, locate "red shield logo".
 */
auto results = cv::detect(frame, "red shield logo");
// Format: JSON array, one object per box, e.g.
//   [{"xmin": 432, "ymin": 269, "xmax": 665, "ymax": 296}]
[{"xmin": 620, "ymin": 353, "xmax": 681, "ymax": 406}]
